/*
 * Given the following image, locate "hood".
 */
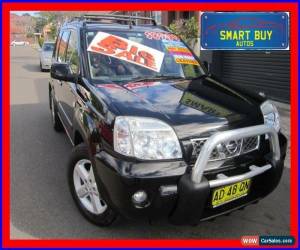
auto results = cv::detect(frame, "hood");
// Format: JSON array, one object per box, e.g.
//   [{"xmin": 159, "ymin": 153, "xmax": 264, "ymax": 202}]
[{"xmin": 94, "ymin": 77, "xmax": 263, "ymax": 139}]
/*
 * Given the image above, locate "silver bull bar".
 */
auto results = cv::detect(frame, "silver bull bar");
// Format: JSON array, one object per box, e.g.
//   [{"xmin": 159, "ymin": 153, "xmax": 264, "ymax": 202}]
[{"xmin": 191, "ymin": 125, "xmax": 281, "ymax": 185}]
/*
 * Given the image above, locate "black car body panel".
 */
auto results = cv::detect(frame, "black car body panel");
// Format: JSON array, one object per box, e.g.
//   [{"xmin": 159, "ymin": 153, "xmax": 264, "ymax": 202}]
[
  {"xmin": 92, "ymin": 133, "xmax": 286, "ymax": 222},
  {"xmin": 95, "ymin": 135, "xmax": 287, "ymax": 224},
  {"xmin": 49, "ymin": 19, "xmax": 287, "ymax": 225},
  {"xmin": 92, "ymin": 76, "xmax": 264, "ymax": 139}
]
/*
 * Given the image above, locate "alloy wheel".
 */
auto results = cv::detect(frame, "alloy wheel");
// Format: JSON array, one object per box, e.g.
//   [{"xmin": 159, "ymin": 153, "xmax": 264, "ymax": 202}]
[{"xmin": 73, "ymin": 159, "xmax": 107, "ymax": 215}]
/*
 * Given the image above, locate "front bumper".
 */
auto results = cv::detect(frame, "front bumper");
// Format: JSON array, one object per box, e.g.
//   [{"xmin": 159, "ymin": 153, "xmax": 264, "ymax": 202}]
[{"xmin": 93, "ymin": 125, "xmax": 287, "ymax": 225}]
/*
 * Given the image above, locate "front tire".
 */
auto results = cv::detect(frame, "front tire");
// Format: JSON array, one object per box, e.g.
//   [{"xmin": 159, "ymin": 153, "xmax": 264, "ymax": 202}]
[{"xmin": 68, "ymin": 144, "xmax": 117, "ymax": 226}]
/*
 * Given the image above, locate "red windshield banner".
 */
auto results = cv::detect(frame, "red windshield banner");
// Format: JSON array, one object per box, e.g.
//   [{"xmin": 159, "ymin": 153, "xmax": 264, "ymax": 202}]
[{"xmin": 87, "ymin": 31, "xmax": 165, "ymax": 72}]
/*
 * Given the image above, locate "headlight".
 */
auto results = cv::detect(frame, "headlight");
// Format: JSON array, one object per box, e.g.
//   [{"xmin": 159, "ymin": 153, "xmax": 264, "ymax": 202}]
[
  {"xmin": 260, "ymin": 100, "xmax": 280, "ymax": 132},
  {"xmin": 113, "ymin": 116, "xmax": 182, "ymax": 160}
]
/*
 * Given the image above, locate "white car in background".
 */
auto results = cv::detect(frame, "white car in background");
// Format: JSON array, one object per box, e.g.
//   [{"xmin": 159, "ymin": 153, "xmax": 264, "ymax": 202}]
[
  {"xmin": 39, "ymin": 42, "xmax": 55, "ymax": 71},
  {"xmin": 11, "ymin": 40, "xmax": 29, "ymax": 46}
]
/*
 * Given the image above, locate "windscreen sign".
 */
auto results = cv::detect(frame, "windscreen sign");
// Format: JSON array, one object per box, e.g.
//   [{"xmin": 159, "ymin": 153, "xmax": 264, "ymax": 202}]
[
  {"xmin": 201, "ymin": 12, "xmax": 289, "ymax": 50},
  {"xmin": 87, "ymin": 32, "xmax": 164, "ymax": 72}
]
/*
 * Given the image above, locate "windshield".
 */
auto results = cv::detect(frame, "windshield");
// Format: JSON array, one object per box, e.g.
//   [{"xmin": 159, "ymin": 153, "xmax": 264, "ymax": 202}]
[
  {"xmin": 43, "ymin": 43, "xmax": 55, "ymax": 52},
  {"xmin": 86, "ymin": 30, "xmax": 205, "ymax": 83}
]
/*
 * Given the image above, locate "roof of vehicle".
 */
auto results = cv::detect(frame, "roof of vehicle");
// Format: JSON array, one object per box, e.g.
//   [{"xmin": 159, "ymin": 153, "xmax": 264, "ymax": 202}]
[
  {"xmin": 61, "ymin": 14, "xmax": 169, "ymax": 33},
  {"xmin": 85, "ymin": 23, "xmax": 168, "ymax": 32}
]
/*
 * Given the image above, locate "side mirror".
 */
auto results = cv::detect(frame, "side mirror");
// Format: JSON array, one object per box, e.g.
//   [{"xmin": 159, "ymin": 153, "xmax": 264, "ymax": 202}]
[{"xmin": 50, "ymin": 63, "xmax": 76, "ymax": 82}]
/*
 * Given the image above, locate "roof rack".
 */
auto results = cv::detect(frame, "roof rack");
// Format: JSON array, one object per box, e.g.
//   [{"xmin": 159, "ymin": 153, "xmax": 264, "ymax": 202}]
[{"xmin": 72, "ymin": 14, "xmax": 157, "ymax": 26}]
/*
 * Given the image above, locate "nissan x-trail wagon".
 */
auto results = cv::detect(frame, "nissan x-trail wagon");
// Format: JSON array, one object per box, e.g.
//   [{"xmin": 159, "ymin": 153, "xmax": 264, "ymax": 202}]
[{"xmin": 49, "ymin": 14, "xmax": 287, "ymax": 226}]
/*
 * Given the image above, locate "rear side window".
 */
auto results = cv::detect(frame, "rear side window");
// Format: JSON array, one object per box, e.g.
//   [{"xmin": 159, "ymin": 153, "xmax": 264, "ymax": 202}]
[
  {"xmin": 57, "ymin": 31, "xmax": 70, "ymax": 62},
  {"xmin": 66, "ymin": 30, "xmax": 79, "ymax": 73}
]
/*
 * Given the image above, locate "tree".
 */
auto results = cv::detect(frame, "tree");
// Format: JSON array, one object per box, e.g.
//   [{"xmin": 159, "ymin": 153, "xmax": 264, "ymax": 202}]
[
  {"xmin": 38, "ymin": 36, "xmax": 44, "ymax": 47},
  {"xmin": 34, "ymin": 16, "xmax": 48, "ymax": 33},
  {"xmin": 49, "ymin": 24, "xmax": 57, "ymax": 40},
  {"xmin": 33, "ymin": 12, "xmax": 81, "ymax": 42},
  {"xmin": 169, "ymin": 16, "xmax": 199, "ymax": 49},
  {"xmin": 39, "ymin": 12, "xmax": 58, "ymax": 23},
  {"xmin": 26, "ymin": 32, "xmax": 34, "ymax": 38}
]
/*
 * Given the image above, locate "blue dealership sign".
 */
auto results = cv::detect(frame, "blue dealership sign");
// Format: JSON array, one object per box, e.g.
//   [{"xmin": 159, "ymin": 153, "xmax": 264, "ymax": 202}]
[{"xmin": 201, "ymin": 12, "xmax": 289, "ymax": 50}]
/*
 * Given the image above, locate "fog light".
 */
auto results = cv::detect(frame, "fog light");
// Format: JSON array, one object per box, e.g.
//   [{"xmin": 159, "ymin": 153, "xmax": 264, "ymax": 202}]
[{"xmin": 132, "ymin": 190, "xmax": 149, "ymax": 208}]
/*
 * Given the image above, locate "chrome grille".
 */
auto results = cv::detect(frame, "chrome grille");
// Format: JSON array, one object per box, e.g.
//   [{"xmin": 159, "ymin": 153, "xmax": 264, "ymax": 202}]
[
  {"xmin": 191, "ymin": 135, "xmax": 260, "ymax": 161},
  {"xmin": 242, "ymin": 136, "xmax": 260, "ymax": 153}
]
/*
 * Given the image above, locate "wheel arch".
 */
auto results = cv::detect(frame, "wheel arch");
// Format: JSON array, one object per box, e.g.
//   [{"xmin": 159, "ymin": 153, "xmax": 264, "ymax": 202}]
[{"xmin": 72, "ymin": 107, "xmax": 99, "ymax": 153}]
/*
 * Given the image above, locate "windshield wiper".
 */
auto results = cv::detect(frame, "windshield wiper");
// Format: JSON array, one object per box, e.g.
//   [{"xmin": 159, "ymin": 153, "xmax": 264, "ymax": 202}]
[
  {"xmin": 186, "ymin": 74, "xmax": 208, "ymax": 81},
  {"xmin": 130, "ymin": 75, "xmax": 186, "ymax": 83}
]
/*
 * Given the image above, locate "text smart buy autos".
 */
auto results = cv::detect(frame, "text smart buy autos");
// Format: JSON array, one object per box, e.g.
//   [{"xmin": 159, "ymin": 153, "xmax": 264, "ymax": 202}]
[{"xmin": 49, "ymin": 14, "xmax": 287, "ymax": 226}]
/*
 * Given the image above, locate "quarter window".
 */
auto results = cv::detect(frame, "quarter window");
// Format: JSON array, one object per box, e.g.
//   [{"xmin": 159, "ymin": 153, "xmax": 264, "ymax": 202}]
[
  {"xmin": 57, "ymin": 31, "xmax": 70, "ymax": 62},
  {"xmin": 66, "ymin": 31, "xmax": 80, "ymax": 73},
  {"xmin": 53, "ymin": 30, "xmax": 63, "ymax": 59}
]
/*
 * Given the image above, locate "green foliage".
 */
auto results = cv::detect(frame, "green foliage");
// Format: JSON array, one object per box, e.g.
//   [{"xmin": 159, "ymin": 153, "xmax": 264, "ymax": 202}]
[
  {"xmin": 33, "ymin": 12, "xmax": 79, "ymax": 40},
  {"xmin": 38, "ymin": 37, "xmax": 44, "ymax": 48},
  {"xmin": 39, "ymin": 12, "xmax": 59, "ymax": 24},
  {"xmin": 26, "ymin": 32, "xmax": 34, "ymax": 38},
  {"xmin": 34, "ymin": 17, "xmax": 48, "ymax": 33},
  {"xmin": 169, "ymin": 16, "xmax": 199, "ymax": 48},
  {"xmin": 49, "ymin": 25, "xmax": 57, "ymax": 40},
  {"xmin": 33, "ymin": 12, "xmax": 58, "ymax": 34}
]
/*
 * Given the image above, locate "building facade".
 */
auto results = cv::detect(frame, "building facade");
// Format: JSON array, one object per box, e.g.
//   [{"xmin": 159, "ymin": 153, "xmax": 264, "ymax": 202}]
[{"xmin": 200, "ymin": 50, "xmax": 290, "ymax": 103}]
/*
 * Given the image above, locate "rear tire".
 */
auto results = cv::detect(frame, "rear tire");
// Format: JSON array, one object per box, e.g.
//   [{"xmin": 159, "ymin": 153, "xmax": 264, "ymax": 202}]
[
  {"xmin": 50, "ymin": 91, "xmax": 63, "ymax": 132},
  {"xmin": 68, "ymin": 143, "xmax": 117, "ymax": 226}
]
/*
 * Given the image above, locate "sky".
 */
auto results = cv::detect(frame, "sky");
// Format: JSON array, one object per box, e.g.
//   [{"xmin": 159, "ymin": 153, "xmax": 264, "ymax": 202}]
[{"xmin": 11, "ymin": 11, "xmax": 39, "ymax": 16}]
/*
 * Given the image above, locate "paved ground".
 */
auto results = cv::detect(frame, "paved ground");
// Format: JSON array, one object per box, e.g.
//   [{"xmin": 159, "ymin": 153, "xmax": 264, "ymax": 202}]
[{"xmin": 10, "ymin": 46, "xmax": 291, "ymax": 239}]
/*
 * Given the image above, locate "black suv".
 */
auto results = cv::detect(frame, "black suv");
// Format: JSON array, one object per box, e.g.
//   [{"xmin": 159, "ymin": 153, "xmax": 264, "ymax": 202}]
[{"xmin": 49, "ymin": 14, "xmax": 287, "ymax": 226}]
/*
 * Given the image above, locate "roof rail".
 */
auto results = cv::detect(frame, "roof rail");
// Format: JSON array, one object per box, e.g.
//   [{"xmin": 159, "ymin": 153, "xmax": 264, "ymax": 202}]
[{"xmin": 72, "ymin": 14, "xmax": 157, "ymax": 26}]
